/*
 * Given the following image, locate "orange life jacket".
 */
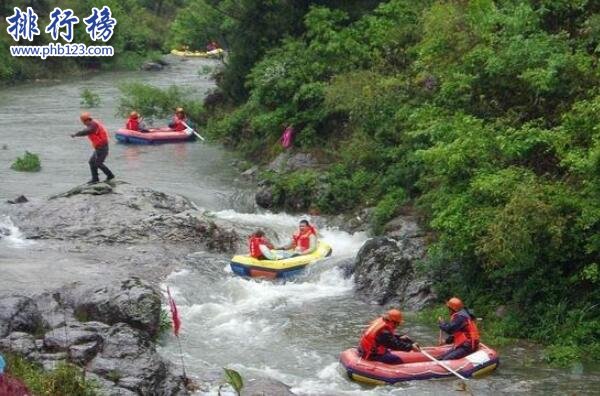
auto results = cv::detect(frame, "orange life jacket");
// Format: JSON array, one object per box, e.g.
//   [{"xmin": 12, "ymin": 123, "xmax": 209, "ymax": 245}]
[
  {"xmin": 126, "ymin": 117, "xmax": 139, "ymax": 131},
  {"xmin": 452, "ymin": 310, "xmax": 480, "ymax": 350},
  {"xmin": 249, "ymin": 236, "xmax": 273, "ymax": 259},
  {"xmin": 87, "ymin": 120, "xmax": 109, "ymax": 149},
  {"xmin": 292, "ymin": 225, "xmax": 316, "ymax": 251},
  {"xmin": 358, "ymin": 317, "xmax": 396, "ymax": 359},
  {"xmin": 171, "ymin": 115, "xmax": 187, "ymax": 132}
]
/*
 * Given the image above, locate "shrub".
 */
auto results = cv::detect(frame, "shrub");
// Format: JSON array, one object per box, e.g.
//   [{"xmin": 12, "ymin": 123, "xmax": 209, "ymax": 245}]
[
  {"xmin": 80, "ymin": 88, "xmax": 101, "ymax": 108},
  {"xmin": 11, "ymin": 151, "xmax": 41, "ymax": 172}
]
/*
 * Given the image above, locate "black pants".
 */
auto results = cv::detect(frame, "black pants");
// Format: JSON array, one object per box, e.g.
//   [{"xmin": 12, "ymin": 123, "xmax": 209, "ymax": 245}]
[
  {"xmin": 89, "ymin": 145, "xmax": 114, "ymax": 181},
  {"xmin": 439, "ymin": 344, "xmax": 475, "ymax": 360}
]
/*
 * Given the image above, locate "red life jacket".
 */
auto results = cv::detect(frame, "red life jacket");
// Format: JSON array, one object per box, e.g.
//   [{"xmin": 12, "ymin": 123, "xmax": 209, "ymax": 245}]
[
  {"xmin": 171, "ymin": 116, "xmax": 187, "ymax": 132},
  {"xmin": 87, "ymin": 120, "xmax": 109, "ymax": 149},
  {"xmin": 292, "ymin": 225, "xmax": 316, "ymax": 251},
  {"xmin": 359, "ymin": 317, "xmax": 396, "ymax": 359},
  {"xmin": 126, "ymin": 117, "xmax": 139, "ymax": 131},
  {"xmin": 451, "ymin": 310, "xmax": 480, "ymax": 349},
  {"xmin": 249, "ymin": 236, "xmax": 273, "ymax": 259}
]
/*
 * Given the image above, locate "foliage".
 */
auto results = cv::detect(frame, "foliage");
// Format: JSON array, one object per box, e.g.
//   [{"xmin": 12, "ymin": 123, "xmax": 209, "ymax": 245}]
[
  {"xmin": 222, "ymin": 368, "xmax": 243, "ymax": 396},
  {"xmin": 80, "ymin": 88, "xmax": 101, "ymax": 108},
  {"xmin": 117, "ymin": 83, "xmax": 205, "ymax": 126},
  {"xmin": 4, "ymin": 353, "xmax": 99, "ymax": 395},
  {"xmin": 11, "ymin": 151, "xmax": 41, "ymax": 172},
  {"xmin": 200, "ymin": 0, "xmax": 600, "ymax": 358}
]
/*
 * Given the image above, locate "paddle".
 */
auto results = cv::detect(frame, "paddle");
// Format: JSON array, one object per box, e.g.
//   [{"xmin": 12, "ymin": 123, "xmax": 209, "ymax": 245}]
[
  {"xmin": 181, "ymin": 120, "xmax": 205, "ymax": 141},
  {"xmin": 420, "ymin": 349, "xmax": 468, "ymax": 381}
]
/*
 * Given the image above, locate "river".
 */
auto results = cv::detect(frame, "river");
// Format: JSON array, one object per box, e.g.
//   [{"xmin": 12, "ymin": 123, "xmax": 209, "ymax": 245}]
[{"xmin": 0, "ymin": 58, "xmax": 598, "ymax": 395}]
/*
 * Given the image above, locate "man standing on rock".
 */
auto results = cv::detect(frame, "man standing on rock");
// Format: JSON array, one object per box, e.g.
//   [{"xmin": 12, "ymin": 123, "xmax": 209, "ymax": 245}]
[{"xmin": 71, "ymin": 112, "xmax": 115, "ymax": 184}]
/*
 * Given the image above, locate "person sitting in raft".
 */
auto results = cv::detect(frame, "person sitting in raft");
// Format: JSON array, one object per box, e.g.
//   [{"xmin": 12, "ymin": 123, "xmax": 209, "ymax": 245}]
[
  {"xmin": 358, "ymin": 309, "xmax": 420, "ymax": 364},
  {"xmin": 169, "ymin": 107, "xmax": 189, "ymax": 132},
  {"xmin": 277, "ymin": 219, "xmax": 318, "ymax": 256},
  {"xmin": 248, "ymin": 229, "xmax": 276, "ymax": 260},
  {"xmin": 125, "ymin": 111, "xmax": 149, "ymax": 133},
  {"xmin": 438, "ymin": 297, "xmax": 480, "ymax": 360}
]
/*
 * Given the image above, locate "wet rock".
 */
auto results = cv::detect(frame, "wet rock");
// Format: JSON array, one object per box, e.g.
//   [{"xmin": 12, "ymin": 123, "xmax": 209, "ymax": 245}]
[
  {"xmin": 241, "ymin": 165, "xmax": 258, "ymax": 179},
  {"xmin": 241, "ymin": 377, "xmax": 295, "ymax": 396},
  {"xmin": 325, "ymin": 207, "xmax": 374, "ymax": 234},
  {"xmin": 141, "ymin": 61, "xmax": 164, "ymax": 71},
  {"xmin": 69, "ymin": 278, "xmax": 161, "ymax": 338},
  {"xmin": 255, "ymin": 186, "xmax": 274, "ymax": 209},
  {"xmin": 6, "ymin": 195, "xmax": 28, "ymax": 204},
  {"xmin": 351, "ymin": 216, "xmax": 435, "ymax": 310},
  {"xmin": 0, "ymin": 295, "xmax": 44, "ymax": 338},
  {"xmin": 0, "ymin": 332, "xmax": 37, "ymax": 357},
  {"xmin": 10, "ymin": 183, "xmax": 240, "ymax": 252},
  {"xmin": 267, "ymin": 152, "xmax": 317, "ymax": 173},
  {"xmin": 43, "ymin": 324, "xmax": 101, "ymax": 351},
  {"xmin": 0, "ymin": 226, "xmax": 9, "ymax": 238}
]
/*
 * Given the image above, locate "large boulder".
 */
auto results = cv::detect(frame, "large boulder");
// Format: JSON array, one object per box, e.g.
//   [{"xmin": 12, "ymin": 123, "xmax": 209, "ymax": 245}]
[
  {"xmin": 7, "ymin": 183, "xmax": 239, "ymax": 252},
  {"xmin": 0, "ymin": 296, "xmax": 44, "ymax": 338},
  {"xmin": 267, "ymin": 152, "xmax": 318, "ymax": 173},
  {"xmin": 351, "ymin": 216, "xmax": 435, "ymax": 310},
  {"xmin": 68, "ymin": 278, "xmax": 161, "ymax": 338}
]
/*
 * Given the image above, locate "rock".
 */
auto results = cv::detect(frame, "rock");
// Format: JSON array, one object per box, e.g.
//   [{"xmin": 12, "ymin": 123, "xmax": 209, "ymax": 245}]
[
  {"xmin": 241, "ymin": 166, "xmax": 258, "ymax": 179},
  {"xmin": 351, "ymin": 215, "xmax": 435, "ymax": 309},
  {"xmin": 267, "ymin": 152, "xmax": 317, "ymax": 173},
  {"xmin": 69, "ymin": 341, "xmax": 102, "ymax": 364},
  {"xmin": 69, "ymin": 278, "xmax": 161, "ymax": 338},
  {"xmin": 0, "ymin": 226, "xmax": 9, "ymax": 238},
  {"xmin": 241, "ymin": 378, "xmax": 295, "ymax": 396},
  {"xmin": 0, "ymin": 332, "xmax": 37, "ymax": 357},
  {"xmin": 43, "ymin": 324, "xmax": 102, "ymax": 351},
  {"xmin": 255, "ymin": 186, "xmax": 274, "ymax": 209},
  {"xmin": 141, "ymin": 62, "xmax": 163, "ymax": 71},
  {"xmin": 9, "ymin": 183, "xmax": 240, "ymax": 252},
  {"xmin": 0, "ymin": 295, "xmax": 44, "ymax": 338},
  {"xmin": 6, "ymin": 195, "xmax": 28, "ymax": 204}
]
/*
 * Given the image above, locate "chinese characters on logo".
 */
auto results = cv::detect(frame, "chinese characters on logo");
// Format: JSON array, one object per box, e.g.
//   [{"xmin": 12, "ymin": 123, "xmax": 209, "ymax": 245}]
[{"xmin": 6, "ymin": 6, "xmax": 117, "ymax": 42}]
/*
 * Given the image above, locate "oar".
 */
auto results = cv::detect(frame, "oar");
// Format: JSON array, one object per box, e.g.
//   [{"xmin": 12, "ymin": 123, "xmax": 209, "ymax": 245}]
[
  {"xmin": 181, "ymin": 120, "xmax": 205, "ymax": 141},
  {"xmin": 420, "ymin": 349, "xmax": 468, "ymax": 381}
]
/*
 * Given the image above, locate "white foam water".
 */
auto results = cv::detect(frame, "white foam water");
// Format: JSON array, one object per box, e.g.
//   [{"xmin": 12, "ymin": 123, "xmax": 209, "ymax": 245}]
[{"xmin": 0, "ymin": 215, "xmax": 33, "ymax": 248}]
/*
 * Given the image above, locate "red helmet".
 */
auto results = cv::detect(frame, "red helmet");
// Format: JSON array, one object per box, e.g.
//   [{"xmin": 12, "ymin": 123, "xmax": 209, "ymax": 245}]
[
  {"xmin": 446, "ymin": 297, "xmax": 464, "ymax": 311},
  {"xmin": 80, "ymin": 112, "xmax": 92, "ymax": 123},
  {"xmin": 384, "ymin": 309, "xmax": 403, "ymax": 325}
]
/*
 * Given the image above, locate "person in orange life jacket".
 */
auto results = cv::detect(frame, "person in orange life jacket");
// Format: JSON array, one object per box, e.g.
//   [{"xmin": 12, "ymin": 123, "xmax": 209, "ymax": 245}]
[
  {"xmin": 277, "ymin": 219, "xmax": 317, "ymax": 255},
  {"xmin": 169, "ymin": 107, "xmax": 188, "ymax": 132},
  {"xmin": 125, "ymin": 111, "xmax": 149, "ymax": 133},
  {"xmin": 71, "ymin": 112, "xmax": 115, "ymax": 184},
  {"xmin": 358, "ymin": 309, "xmax": 421, "ymax": 364},
  {"xmin": 248, "ymin": 229, "xmax": 275, "ymax": 260},
  {"xmin": 438, "ymin": 297, "xmax": 480, "ymax": 360}
]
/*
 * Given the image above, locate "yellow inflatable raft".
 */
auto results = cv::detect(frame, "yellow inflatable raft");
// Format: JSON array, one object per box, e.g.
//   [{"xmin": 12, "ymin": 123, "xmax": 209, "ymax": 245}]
[
  {"xmin": 230, "ymin": 241, "xmax": 332, "ymax": 279},
  {"xmin": 170, "ymin": 48, "xmax": 224, "ymax": 58}
]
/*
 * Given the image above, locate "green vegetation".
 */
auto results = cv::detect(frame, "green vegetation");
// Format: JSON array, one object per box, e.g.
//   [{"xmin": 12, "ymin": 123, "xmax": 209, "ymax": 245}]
[
  {"xmin": 80, "ymin": 88, "xmax": 101, "ymax": 108},
  {"xmin": 175, "ymin": 0, "xmax": 600, "ymax": 361},
  {"xmin": 4, "ymin": 353, "xmax": 99, "ymax": 395},
  {"xmin": 0, "ymin": 0, "xmax": 183, "ymax": 82},
  {"xmin": 117, "ymin": 82, "xmax": 205, "ymax": 126},
  {"xmin": 222, "ymin": 368, "xmax": 243, "ymax": 396},
  {"xmin": 11, "ymin": 151, "xmax": 41, "ymax": 172}
]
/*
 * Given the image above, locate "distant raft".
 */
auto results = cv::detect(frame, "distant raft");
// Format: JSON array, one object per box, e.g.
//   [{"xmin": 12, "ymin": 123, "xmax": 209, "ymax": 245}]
[
  {"xmin": 340, "ymin": 344, "xmax": 499, "ymax": 385},
  {"xmin": 115, "ymin": 128, "xmax": 195, "ymax": 144},
  {"xmin": 230, "ymin": 241, "xmax": 332, "ymax": 279},
  {"xmin": 170, "ymin": 48, "xmax": 224, "ymax": 58}
]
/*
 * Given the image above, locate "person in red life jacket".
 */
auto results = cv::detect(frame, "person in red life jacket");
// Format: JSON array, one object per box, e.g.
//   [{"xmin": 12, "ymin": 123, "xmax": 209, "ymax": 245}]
[
  {"xmin": 71, "ymin": 112, "xmax": 115, "ymax": 184},
  {"xmin": 358, "ymin": 309, "xmax": 421, "ymax": 364},
  {"xmin": 169, "ymin": 107, "xmax": 188, "ymax": 132},
  {"xmin": 438, "ymin": 297, "xmax": 480, "ymax": 360},
  {"xmin": 248, "ymin": 229, "xmax": 275, "ymax": 260},
  {"xmin": 277, "ymin": 219, "xmax": 318, "ymax": 255},
  {"xmin": 125, "ymin": 111, "xmax": 149, "ymax": 133}
]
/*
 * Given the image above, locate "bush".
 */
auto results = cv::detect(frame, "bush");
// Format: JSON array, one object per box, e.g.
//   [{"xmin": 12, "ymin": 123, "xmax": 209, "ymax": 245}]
[
  {"xmin": 5, "ymin": 353, "xmax": 99, "ymax": 395},
  {"xmin": 11, "ymin": 151, "xmax": 41, "ymax": 172},
  {"xmin": 80, "ymin": 88, "xmax": 101, "ymax": 108}
]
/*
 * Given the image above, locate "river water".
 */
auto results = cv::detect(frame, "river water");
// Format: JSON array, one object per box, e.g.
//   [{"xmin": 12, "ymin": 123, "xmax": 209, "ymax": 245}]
[{"xmin": 0, "ymin": 58, "xmax": 598, "ymax": 395}]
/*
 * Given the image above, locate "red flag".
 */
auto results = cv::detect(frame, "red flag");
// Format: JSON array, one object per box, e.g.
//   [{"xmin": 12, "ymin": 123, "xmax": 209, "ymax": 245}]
[{"xmin": 167, "ymin": 287, "xmax": 181, "ymax": 337}]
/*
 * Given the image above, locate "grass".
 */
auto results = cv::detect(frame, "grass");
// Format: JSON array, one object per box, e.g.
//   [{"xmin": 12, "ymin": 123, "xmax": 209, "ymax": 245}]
[
  {"xmin": 4, "ymin": 352, "xmax": 99, "ymax": 395},
  {"xmin": 11, "ymin": 151, "xmax": 41, "ymax": 172}
]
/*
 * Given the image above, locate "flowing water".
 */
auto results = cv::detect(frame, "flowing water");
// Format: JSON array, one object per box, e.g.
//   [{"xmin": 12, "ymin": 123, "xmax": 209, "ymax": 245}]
[{"xmin": 1, "ymin": 59, "xmax": 598, "ymax": 395}]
